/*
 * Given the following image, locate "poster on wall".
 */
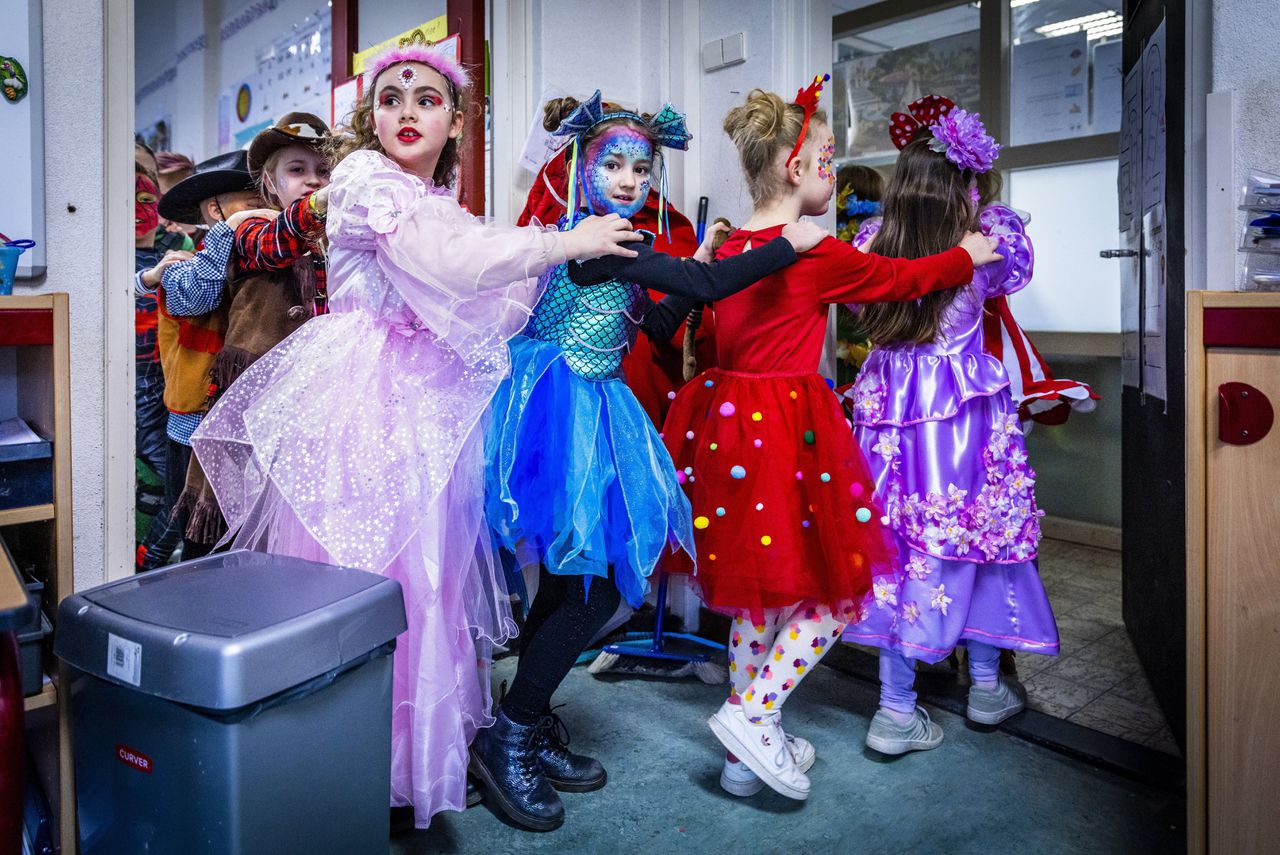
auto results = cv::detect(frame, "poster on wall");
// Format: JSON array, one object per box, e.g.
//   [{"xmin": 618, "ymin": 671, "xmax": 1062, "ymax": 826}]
[
  {"xmin": 219, "ymin": 6, "xmax": 331, "ymax": 149},
  {"xmin": 0, "ymin": 0, "xmax": 45, "ymax": 277},
  {"xmin": 350, "ymin": 15, "xmax": 448, "ymax": 76},
  {"xmin": 1117, "ymin": 65, "xmax": 1142, "ymax": 236},
  {"xmin": 831, "ymin": 28, "xmax": 980, "ymax": 162},
  {"xmin": 1140, "ymin": 19, "xmax": 1166, "ymax": 215},
  {"xmin": 1010, "ymin": 32, "xmax": 1089, "ymax": 146},
  {"xmin": 1092, "ymin": 40, "xmax": 1123, "ymax": 134}
]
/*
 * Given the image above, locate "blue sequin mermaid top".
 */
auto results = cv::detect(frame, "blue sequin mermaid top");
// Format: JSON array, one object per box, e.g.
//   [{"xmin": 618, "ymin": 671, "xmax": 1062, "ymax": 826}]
[{"xmin": 524, "ymin": 219, "xmax": 650, "ymax": 381}]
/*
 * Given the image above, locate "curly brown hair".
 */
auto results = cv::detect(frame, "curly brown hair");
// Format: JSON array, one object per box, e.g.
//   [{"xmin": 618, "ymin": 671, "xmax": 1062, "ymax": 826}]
[{"xmin": 328, "ymin": 62, "xmax": 468, "ymax": 187}]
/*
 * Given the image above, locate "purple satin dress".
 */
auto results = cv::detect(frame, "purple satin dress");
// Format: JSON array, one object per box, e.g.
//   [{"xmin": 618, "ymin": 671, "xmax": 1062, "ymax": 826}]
[{"xmin": 842, "ymin": 206, "xmax": 1059, "ymax": 663}]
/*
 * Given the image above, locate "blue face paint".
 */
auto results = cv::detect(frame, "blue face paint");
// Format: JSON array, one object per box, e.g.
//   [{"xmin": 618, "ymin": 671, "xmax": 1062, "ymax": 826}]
[{"xmin": 580, "ymin": 124, "xmax": 653, "ymax": 219}]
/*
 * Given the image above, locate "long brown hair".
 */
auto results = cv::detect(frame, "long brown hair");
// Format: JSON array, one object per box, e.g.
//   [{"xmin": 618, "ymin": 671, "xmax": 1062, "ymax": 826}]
[
  {"xmin": 722, "ymin": 89, "xmax": 828, "ymax": 207},
  {"xmin": 863, "ymin": 135, "xmax": 977, "ymax": 345},
  {"xmin": 328, "ymin": 64, "xmax": 467, "ymax": 187}
]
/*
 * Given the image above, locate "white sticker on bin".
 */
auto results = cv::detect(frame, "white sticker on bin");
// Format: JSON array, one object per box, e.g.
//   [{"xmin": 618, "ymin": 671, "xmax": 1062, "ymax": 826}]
[{"xmin": 106, "ymin": 633, "xmax": 142, "ymax": 687}]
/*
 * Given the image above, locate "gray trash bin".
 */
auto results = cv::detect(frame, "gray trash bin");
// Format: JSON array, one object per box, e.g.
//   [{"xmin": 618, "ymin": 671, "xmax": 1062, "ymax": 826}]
[{"xmin": 54, "ymin": 550, "xmax": 407, "ymax": 855}]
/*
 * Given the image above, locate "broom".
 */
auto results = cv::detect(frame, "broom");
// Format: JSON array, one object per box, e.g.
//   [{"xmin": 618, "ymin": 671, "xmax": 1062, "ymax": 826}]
[{"xmin": 586, "ymin": 573, "xmax": 726, "ymax": 684}]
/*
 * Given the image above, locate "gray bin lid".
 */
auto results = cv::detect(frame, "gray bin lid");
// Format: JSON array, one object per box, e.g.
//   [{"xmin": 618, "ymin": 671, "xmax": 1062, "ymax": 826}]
[{"xmin": 54, "ymin": 550, "xmax": 406, "ymax": 710}]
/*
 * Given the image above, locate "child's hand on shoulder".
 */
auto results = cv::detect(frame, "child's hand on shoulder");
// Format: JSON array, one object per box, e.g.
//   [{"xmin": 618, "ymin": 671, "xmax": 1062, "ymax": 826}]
[
  {"xmin": 693, "ymin": 221, "xmax": 731, "ymax": 263},
  {"xmin": 564, "ymin": 213, "xmax": 642, "ymax": 261},
  {"xmin": 960, "ymin": 231, "xmax": 1003, "ymax": 267},
  {"xmin": 141, "ymin": 249, "xmax": 194, "ymax": 288},
  {"xmin": 226, "ymin": 208, "xmax": 280, "ymax": 230},
  {"xmin": 781, "ymin": 221, "xmax": 827, "ymax": 254}
]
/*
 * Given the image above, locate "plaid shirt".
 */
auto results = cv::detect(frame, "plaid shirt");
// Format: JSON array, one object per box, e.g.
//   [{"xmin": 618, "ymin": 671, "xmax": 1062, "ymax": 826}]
[
  {"xmin": 134, "ymin": 247, "xmax": 165, "ymax": 408},
  {"xmin": 234, "ymin": 192, "xmax": 328, "ymax": 315}
]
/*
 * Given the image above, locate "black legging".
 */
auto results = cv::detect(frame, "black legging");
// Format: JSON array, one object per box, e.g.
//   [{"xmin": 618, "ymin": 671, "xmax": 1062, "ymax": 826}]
[{"xmin": 502, "ymin": 566, "xmax": 621, "ymax": 725}]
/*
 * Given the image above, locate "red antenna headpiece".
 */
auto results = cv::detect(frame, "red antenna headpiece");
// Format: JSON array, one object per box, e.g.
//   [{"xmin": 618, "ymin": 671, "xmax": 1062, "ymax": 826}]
[{"xmin": 785, "ymin": 73, "xmax": 831, "ymax": 166}]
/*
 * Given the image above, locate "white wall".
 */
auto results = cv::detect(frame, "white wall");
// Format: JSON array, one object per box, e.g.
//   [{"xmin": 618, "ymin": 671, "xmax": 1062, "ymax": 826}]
[
  {"xmin": 37, "ymin": 0, "xmax": 113, "ymax": 590},
  {"xmin": 1212, "ymin": 0, "xmax": 1280, "ymax": 286}
]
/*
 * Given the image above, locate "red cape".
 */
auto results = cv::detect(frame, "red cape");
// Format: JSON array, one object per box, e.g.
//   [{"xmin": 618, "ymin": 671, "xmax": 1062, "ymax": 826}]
[{"xmin": 519, "ymin": 150, "xmax": 715, "ymax": 427}]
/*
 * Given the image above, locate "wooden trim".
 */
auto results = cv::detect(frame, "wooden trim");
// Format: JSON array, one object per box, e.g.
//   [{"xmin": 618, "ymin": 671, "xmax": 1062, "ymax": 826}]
[
  {"xmin": 833, "ymin": 0, "xmax": 965, "ymax": 37},
  {"xmin": 1022, "ymin": 331, "xmax": 1121, "ymax": 358},
  {"xmin": 23, "ymin": 682, "xmax": 56, "ymax": 713},
  {"xmin": 448, "ymin": 0, "xmax": 486, "ymax": 215},
  {"xmin": 0, "ymin": 505, "xmax": 55, "ymax": 527},
  {"xmin": 999, "ymin": 134, "xmax": 1121, "ymax": 170},
  {"xmin": 0, "ymin": 535, "xmax": 27, "ymax": 613},
  {"xmin": 1040, "ymin": 516, "xmax": 1121, "ymax": 552},
  {"xmin": 1185, "ymin": 290, "xmax": 1207, "ymax": 855},
  {"xmin": 331, "ymin": 0, "xmax": 357, "ymax": 84},
  {"xmin": 50, "ymin": 293, "xmax": 73, "ymax": 604}
]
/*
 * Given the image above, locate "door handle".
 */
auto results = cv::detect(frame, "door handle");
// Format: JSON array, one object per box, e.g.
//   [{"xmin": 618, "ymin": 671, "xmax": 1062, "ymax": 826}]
[
  {"xmin": 1099, "ymin": 249, "xmax": 1140, "ymax": 258},
  {"xmin": 1218, "ymin": 382, "xmax": 1274, "ymax": 446}
]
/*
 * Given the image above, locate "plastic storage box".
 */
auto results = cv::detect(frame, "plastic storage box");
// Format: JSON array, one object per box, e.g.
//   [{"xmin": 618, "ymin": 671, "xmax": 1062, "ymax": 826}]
[{"xmin": 54, "ymin": 550, "xmax": 407, "ymax": 855}]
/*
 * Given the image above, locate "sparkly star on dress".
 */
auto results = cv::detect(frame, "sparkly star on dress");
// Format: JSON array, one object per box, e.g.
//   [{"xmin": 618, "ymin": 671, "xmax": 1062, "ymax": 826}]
[{"xmin": 192, "ymin": 149, "xmax": 562, "ymax": 825}]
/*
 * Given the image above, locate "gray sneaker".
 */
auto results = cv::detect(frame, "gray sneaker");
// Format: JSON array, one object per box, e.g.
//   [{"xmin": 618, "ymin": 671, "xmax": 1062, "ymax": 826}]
[
  {"xmin": 967, "ymin": 676, "xmax": 1027, "ymax": 725},
  {"xmin": 864, "ymin": 707, "xmax": 944, "ymax": 755}
]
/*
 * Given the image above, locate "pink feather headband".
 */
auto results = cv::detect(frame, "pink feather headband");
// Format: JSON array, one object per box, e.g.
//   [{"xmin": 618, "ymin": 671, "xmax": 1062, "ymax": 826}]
[{"xmin": 362, "ymin": 44, "xmax": 471, "ymax": 99}]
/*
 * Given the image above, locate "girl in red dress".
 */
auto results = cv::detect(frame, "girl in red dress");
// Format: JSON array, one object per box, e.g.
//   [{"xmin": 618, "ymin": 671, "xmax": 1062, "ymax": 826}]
[{"xmin": 662, "ymin": 78, "xmax": 1002, "ymax": 802}]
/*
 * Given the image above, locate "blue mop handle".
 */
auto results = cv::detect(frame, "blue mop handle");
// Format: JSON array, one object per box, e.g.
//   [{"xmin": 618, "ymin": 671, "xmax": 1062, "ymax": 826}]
[{"xmin": 694, "ymin": 196, "xmax": 709, "ymax": 245}]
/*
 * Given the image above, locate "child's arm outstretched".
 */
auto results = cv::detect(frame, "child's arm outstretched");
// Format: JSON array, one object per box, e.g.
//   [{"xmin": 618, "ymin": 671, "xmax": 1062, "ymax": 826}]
[
  {"xmin": 158, "ymin": 208, "xmax": 279, "ymax": 316},
  {"xmin": 234, "ymin": 192, "xmax": 325, "ymax": 272},
  {"xmin": 568, "ymin": 220, "xmax": 825, "ymax": 302},
  {"xmin": 811, "ymin": 230, "xmax": 1001, "ymax": 305}
]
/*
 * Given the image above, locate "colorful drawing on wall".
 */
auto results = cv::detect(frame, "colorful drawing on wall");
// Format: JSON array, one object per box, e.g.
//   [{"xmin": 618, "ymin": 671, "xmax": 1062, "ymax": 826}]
[
  {"xmin": 0, "ymin": 54, "xmax": 28, "ymax": 104},
  {"xmin": 236, "ymin": 83, "xmax": 252, "ymax": 122}
]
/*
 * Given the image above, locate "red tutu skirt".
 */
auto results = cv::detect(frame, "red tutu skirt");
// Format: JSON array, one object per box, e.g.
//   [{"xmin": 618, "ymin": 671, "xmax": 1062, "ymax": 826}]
[{"xmin": 661, "ymin": 369, "xmax": 893, "ymax": 619}]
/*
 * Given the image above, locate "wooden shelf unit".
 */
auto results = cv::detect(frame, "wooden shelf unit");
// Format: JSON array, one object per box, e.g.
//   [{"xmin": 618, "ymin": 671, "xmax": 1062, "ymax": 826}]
[{"xmin": 0, "ymin": 293, "xmax": 75, "ymax": 851}]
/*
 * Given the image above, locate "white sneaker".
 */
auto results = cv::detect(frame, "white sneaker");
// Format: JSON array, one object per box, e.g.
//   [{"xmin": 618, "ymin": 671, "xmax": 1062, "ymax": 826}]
[
  {"xmin": 719, "ymin": 733, "xmax": 816, "ymax": 798},
  {"xmin": 707, "ymin": 701, "xmax": 810, "ymax": 801}
]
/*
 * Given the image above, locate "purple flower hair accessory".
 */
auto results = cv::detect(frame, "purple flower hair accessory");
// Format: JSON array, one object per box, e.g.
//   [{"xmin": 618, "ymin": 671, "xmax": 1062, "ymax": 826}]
[{"xmin": 927, "ymin": 108, "xmax": 1001, "ymax": 173}]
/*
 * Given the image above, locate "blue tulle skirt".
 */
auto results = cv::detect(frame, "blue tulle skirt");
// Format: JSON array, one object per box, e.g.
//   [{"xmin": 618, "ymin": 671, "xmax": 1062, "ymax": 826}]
[{"xmin": 485, "ymin": 335, "xmax": 695, "ymax": 607}]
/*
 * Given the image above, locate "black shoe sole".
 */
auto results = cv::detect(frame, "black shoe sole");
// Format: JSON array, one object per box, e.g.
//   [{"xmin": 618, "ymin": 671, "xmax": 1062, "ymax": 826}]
[
  {"xmin": 467, "ymin": 750, "xmax": 565, "ymax": 832},
  {"xmin": 546, "ymin": 769, "xmax": 608, "ymax": 793}
]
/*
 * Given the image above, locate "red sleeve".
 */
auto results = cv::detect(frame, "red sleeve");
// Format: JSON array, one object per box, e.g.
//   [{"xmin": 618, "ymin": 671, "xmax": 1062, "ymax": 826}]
[
  {"xmin": 233, "ymin": 194, "xmax": 321, "ymax": 273},
  {"xmin": 807, "ymin": 236, "xmax": 974, "ymax": 304}
]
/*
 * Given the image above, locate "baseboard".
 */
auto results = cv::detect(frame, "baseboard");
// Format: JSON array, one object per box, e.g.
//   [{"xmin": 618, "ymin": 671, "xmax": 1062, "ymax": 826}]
[{"xmin": 1041, "ymin": 516, "xmax": 1122, "ymax": 552}]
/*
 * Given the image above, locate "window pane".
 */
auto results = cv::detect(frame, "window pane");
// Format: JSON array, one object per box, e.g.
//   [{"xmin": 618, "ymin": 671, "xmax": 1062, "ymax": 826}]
[
  {"xmin": 831, "ymin": 5, "xmax": 980, "ymax": 164},
  {"xmin": 1006, "ymin": 159, "xmax": 1120, "ymax": 333},
  {"xmin": 1010, "ymin": 0, "xmax": 1123, "ymax": 145}
]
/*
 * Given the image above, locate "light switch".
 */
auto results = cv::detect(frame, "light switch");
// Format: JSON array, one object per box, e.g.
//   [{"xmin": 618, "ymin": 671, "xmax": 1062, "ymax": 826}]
[
  {"xmin": 722, "ymin": 32, "xmax": 747, "ymax": 66},
  {"xmin": 702, "ymin": 39, "xmax": 724, "ymax": 71}
]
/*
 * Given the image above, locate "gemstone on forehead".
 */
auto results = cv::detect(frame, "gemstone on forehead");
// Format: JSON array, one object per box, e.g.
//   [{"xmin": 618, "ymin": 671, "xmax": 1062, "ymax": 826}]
[{"xmin": 398, "ymin": 65, "xmax": 418, "ymax": 89}]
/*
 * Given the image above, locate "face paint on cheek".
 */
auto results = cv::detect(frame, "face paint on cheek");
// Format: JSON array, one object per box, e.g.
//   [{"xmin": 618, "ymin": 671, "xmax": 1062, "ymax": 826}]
[
  {"xmin": 816, "ymin": 143, "xmax": 835, "ymax": 185},
  {"xmin": 135, "ymin": 175, "xmax": 159, "ymax": 238},
  {"xmin": 580, "ymin": 126, "xmax": 653, "ymax": 219}
]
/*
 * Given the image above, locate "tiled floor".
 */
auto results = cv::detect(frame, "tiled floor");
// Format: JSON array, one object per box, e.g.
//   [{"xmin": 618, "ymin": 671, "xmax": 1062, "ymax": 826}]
[{"xmin": 1018, "ymin": 538, "xmax": 1182, "ymax": 756}]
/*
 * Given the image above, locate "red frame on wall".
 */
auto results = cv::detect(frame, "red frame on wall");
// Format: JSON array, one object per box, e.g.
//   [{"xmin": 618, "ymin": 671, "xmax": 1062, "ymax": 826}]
[{"xmin": 330, "ymin": 0, "xmax": 486, "ymax": 214}]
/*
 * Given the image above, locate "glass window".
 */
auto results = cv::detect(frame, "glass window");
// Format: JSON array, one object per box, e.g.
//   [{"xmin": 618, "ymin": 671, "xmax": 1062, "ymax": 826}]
[
  {"xmin": 1010, "ymin": 0, "xmax": 1123, "ymax": 145},
  {"xmin": 1006, "ymin": 159, "xmax": 1121, "ymax": 333},
  {"xmin": 831, "ymin": 5, "xmax": 981, "ymax": 164}
]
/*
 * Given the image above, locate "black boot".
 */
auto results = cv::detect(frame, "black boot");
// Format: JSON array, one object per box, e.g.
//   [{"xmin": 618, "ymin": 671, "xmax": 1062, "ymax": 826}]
[
  {"xmin": 469, "ymin": 709, "xmax": 565, "ymax": 831},
  {"xmin": 534, "ymin": 706, "xmax": 607, "ymax": 792}
]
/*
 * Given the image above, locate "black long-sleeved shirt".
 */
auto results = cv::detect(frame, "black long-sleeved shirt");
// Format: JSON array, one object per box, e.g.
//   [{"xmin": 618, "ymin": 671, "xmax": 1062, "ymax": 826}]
[{"xmin": 569, "ymin": 234, "xmax": 797, "ymax": 342}]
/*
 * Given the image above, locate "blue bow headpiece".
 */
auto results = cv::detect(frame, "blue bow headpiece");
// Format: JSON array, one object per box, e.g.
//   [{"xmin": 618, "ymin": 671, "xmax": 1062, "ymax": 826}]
[{"xmin": 551, "ymin": 90, "xmax": 692, "ymax": 241}]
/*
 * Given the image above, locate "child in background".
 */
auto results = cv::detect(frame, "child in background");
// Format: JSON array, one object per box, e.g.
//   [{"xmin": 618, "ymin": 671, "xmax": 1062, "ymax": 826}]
[
  {"xmin": 661, "ymin": 80, "xmax": 1002, "ymax": 802},
  {"xmin": 191, "ymin": 44, "xmax": 639, "ymax": 828},
  {"xmin": 178, "ymin": 112, "xmax": 333, "ymax": 558},
  {"xmin": 155, "ymin": 150, "xmax": 199, "ymax": 247},
  {"xmin": 135, "ymin": 150, "xmax": 268, "ymax": 570},
  {"xmin": 841, "ymin": 96, "xmax": 1058, "ymax": 754}
]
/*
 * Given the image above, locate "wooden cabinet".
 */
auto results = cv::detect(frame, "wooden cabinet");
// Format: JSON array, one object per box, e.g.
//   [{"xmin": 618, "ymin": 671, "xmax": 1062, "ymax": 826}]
[
  {"xmin": 1186, "ymin": 291, "xmax": 1280, "ymax": 854},
  {"xmin": 0, "ymin": 293, "xmax": 75, "ymax": 850}
]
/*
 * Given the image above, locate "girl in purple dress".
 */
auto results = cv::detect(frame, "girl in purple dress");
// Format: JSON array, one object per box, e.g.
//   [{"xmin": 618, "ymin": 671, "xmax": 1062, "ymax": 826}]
[{"xmin": 841, "ymin": 97, "xmax": 1058, "ymax": 754}]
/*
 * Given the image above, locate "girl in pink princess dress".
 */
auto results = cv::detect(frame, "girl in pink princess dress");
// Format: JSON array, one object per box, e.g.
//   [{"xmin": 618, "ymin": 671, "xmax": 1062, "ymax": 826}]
[
  {"xmin": 191, "ymin": 44, "xmax": 638, "ymax": 827},
  {"xmin": 841, "ymin": 97, "xmax": 1059, "ymax": 755}
]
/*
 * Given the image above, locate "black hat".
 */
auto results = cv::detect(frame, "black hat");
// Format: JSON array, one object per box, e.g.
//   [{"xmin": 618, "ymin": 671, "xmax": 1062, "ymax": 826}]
[
  {"xmin": 247, "ymin": 112, "xmax": 331, "ymax": 180},
  {"xmin": 157, "ymin": 150, "xmax": 257, "ymax": 225}
]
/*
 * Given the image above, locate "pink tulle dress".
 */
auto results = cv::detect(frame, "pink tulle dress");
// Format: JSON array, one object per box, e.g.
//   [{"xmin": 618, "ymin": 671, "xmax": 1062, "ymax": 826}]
[{"xmin": 191, "ymin": 149, "xmax": 563, "ymax": 825}]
